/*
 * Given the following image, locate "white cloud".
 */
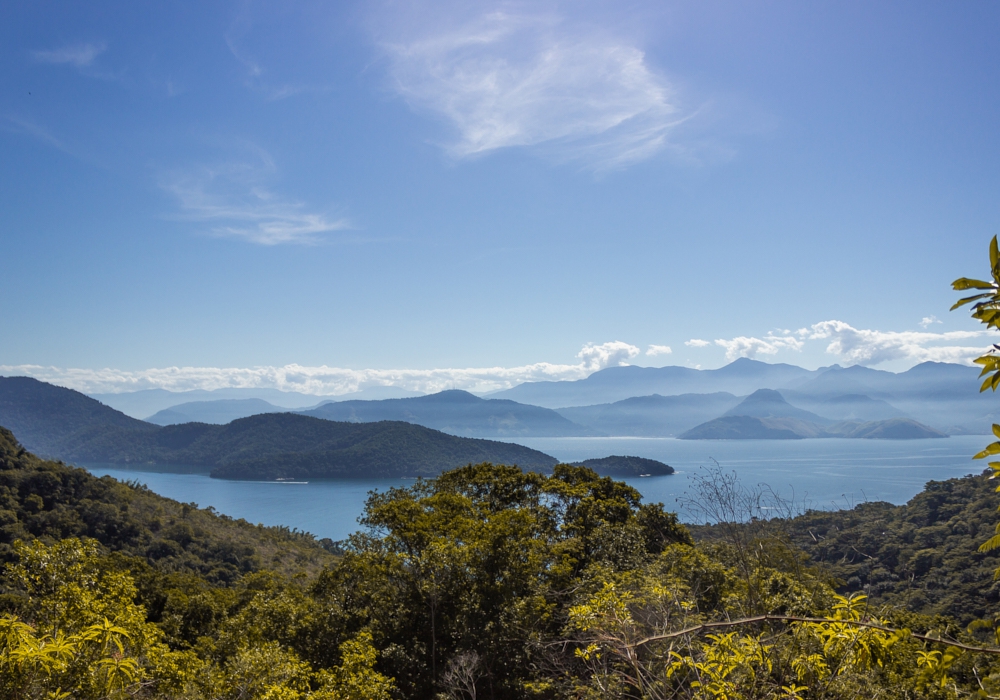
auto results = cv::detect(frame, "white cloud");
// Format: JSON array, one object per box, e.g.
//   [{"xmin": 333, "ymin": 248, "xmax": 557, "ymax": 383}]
[
  {"xmin": 714, "ymin": 334, "xmax": 804, "ymax": 361},
  {"xmin": 163, "ymin": 157, "xmax": 349, "ymax": 245},
  {"xmin": 646, "ymin": 344, "xmax": 672, "ymax": 356},
  {"xmin": 32, "ymin": 43, "xmax": 106, "ymax": 68},
  {"xmin": 807, "ymin": 320, "xmax": 991, "ymax": 366},
  {"xmin": 920, "ymin": 315, "xmax": 942, "ymax": 328},
  {"xmin": 577, "ymin": 341, "xmax": 640, "ymax": 371},
  {"xmin": 685, "ymin": 338, "xmax": 710, "ymax": 348},
  {"xmin": 380, "ymin": 9, "xmax": 682, "ymax": 169},
  {"xmin": 0, "ymin": 342, "xmax": 642, "ymax": 396}
]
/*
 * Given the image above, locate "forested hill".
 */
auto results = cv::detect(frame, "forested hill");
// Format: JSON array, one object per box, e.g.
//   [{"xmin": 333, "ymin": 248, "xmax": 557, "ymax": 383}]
[
  {"xmin": 0, "ymin": 377, "xmax": 559, "ymax": 478},
  {"xmin": 693, "ymin": 470, "xmax": 1000, "ymax": 624},
  {"xmin": 0, "ymin": 376, "xmax": 157, "ymax": 457},
  {"xmin": 0, "ymin": 426, "xmax": 335, "ymax": 580},
  {"xmin": 571, "ymin": 455, "xmax": 674, "ymax": 476}
]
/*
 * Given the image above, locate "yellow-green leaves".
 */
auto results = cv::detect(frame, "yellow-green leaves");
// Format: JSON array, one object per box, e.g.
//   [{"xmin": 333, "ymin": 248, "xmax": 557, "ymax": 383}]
[{"xmin": 312, "ymin": 631, "xmax": 395, "ymax": 700}]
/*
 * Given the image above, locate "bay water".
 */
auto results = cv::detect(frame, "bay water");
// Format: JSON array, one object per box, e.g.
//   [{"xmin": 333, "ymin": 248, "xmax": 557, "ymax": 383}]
[{"xmin": 84, "ymin": 435, "xmax": 989, "ymax": 541}]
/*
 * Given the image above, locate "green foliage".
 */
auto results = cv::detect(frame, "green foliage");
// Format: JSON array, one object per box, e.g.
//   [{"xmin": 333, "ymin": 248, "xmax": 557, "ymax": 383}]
[
  {"xmin": 311, "ymin": 463, "xmax": 692, "ymax": 698},
  {"xmin": 7, "ymin": 422, "xmax": 1000, "ymax": 699},
  {"xmin": 692, "ymin": 473, "xmax": 1000, "ymax": 625},
  {"xmin": 0, "ymin": 425, "xmax": 336, "ymax": 582},
  {"xmin": 951, "ymin": 235, "xmax": 1000, "ymax": 571}
]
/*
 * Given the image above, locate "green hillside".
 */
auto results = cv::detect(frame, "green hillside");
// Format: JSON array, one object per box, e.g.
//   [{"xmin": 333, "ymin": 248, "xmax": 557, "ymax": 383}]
[
  {"xmin": 0, "ymin": 425, "xmax": 335, "ymax": 581},
  {"xmin": 5, "ymin": 421, "xmax": 1000, "ymax": 698}
]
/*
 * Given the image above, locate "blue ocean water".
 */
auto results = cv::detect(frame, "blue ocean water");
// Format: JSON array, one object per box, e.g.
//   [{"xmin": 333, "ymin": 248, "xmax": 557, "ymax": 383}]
[{"xmin": 84, "ymin": 436, "xmax": 989, "ymax": 541}]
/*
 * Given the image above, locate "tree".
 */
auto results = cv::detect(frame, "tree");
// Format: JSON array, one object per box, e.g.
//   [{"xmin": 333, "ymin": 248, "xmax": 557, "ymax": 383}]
[{"xmin": 951, "ymin": 235, "xmax": 1000, "ymax": 563}]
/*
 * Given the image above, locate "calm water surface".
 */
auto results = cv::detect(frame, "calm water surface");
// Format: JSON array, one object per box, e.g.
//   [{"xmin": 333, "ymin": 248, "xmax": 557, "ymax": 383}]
[{"xmin": 84, "ymin": 436, "xmax": 988, "ymax": 541}]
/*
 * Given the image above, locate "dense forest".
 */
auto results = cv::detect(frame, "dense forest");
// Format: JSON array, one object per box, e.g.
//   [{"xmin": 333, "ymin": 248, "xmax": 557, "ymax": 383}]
[{"xmin": 5, "ymin": 422, "xmax": 1000, "ymax": 699}]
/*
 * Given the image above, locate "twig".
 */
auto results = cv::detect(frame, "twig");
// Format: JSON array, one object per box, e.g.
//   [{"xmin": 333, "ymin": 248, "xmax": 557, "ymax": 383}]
[{"xmin": 629, "ymin": 614, "xmax": 1000, "ymax": 655}]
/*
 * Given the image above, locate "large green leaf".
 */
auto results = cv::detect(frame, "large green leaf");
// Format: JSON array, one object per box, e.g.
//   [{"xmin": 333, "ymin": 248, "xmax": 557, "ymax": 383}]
[{"xmin": 952, "ymin": 278, "xmax": 995, "ymax": 291}]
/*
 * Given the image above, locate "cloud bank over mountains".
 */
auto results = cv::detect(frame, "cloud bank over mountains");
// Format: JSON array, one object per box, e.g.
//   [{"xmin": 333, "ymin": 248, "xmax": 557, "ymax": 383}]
[
  {"xmin": 698, "ymin": 321, "xmax": 991, "ymax": 365},
  {"xmin": 1, "ymin": 341, "xmax": 642, "ymax": 396},
  {"xmin": 2, "ymin": 321, "xmax": 992, "ymax": 395}
]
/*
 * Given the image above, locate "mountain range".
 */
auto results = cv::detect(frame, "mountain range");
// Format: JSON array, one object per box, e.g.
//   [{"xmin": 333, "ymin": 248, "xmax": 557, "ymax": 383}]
[
  {"xmin": 489, "ymin": 358, "xmax": 817, "ymax": 407},
  {"xmin": 678, "ymin": 389, "xmax": 946, "ymax": 440},
  {"xmin": 7, "ymin": 357, "xmax": 995, "ymax": 447},
  {"xmin": 299, "ymin": 390, "xmax": 597, "ymax": 437},
  {"xmin": 0, "ymin": 377, "xmax": 680, "ymax": 480},
  {"xmin": 93, "ymin": 385, "xmax": 425, "ymax": 420},
  {"xmin": 0, "ymin": 377, "xmax": 558, "ymax": 478}
]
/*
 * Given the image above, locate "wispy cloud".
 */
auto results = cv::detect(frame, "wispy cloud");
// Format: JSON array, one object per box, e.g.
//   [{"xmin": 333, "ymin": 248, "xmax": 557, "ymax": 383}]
[
  {"xmin": 920, "ymin": 315, "xmax": 942, "ymax": 328},
  {"xmin": 32, "ymin": 42, "xmax": 106, "ymax": 68},
  {"xmin": 685, "ymin": 338, "xmax": 710, "ymax": 348},
  {"xmin": 162, "ymin": 153, "xmax": 349, "ymax": 245},
  {"xmin": 0, "ymin": 341, "xmax": 642, "ymax": 395},
  {"xmin": 224, "ymin": 22, "xmax": 328, "ymax": 101},
  {"xmin": 646, "ymin": 344, "xmax": 672, "ymax": 356},
  {"xmin": 379, "ymin": 8, "xmax": 683, "ymax": 169},
  {"xmin": 2, "ymin": 116, "xmax": 68, "ymax": 152}
]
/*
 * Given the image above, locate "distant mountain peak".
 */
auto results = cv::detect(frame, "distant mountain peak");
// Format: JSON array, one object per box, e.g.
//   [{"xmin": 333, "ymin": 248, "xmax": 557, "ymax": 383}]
[
  {"xmin": 419, "ymin": 389, "xmax": 481, "ymax": 402},
  {"xmin": 742, "ymin": 388, "xmax": 787, "ymax": 402},
  {"xmin": 724, "ymin": 388, "xmax": 831, "ymax": 424}
]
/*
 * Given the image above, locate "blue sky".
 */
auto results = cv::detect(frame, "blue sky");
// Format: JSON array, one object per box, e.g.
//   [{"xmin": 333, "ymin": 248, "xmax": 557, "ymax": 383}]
[{"xmin": 2, "ymin": 1, "xmax": 1000, "ymax": 395}]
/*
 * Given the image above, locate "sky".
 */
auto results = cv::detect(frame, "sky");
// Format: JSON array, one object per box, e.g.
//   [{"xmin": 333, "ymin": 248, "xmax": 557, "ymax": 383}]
[{"xmin": 3, "ymin": 1, "xmax": 1000, "ymax": 396}]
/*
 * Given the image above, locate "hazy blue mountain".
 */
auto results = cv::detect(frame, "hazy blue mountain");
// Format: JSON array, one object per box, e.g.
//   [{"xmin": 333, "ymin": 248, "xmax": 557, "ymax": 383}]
[
  {"xmin": 680, "ymin": 414, "xmax": 945, "ymax": 440},
  {"xmin": 680, "ymin": 416, "xmax": 809, "ymax": 440},
  {"xmin": 146, "ymin": 398, "xmax": 285, "ymax": 425},
  {"xmin": 90, "ymin": 388, "xmax": 338, "ymax": 419},
  {"xmin": 723, "ymin": 389, "xmax": 834, "ymax": 424},
  {"xmin": 312, "ymin": 386, "xmax": 426, "ymax": 403},
  {"xmin": 555, "ymin": 393, "xmax": 742, "ymax": 437},
  {"xmin": 90, "ymin": 386, "xmax": 427, "ymax": 420},
  {"xmin": 790, "ymin": 362, "xmax": 982, "ymax": 399},
  {"xmin": 490, "ymin": 359, "xmax": 824, "ymax": 408},
  {"xmin": 782, "ymin": 392, "xmax": 908, "ymax": 422},
  {"xmin": 787, "ymin": 362, "xmax": 993, "ymax": 433},
  {"xmin": 300, "ymin": 390, "xmax": 598, "ymax": 437},
  {"xmin": 827, "ymin": 418, "xmax": 947, "ymax": 439}
]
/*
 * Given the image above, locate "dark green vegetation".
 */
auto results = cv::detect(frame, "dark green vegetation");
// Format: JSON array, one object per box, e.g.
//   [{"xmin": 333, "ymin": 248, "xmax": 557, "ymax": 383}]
[
  {"xmin": 693, "ymin": 471, "xmax": 1000, "ymax": 625},
  {"xmin": 678, "ymin": 389, "xmax": 946, "ymax": 439},
  {"xmin": 8, "ymin": 416, "xmax": 1000, "ymax": 697},
  {"xmin": 300, "ymin": 389, "xmax": 599, "ymax": 437},
  {"xmin": 0, "ymin": 377, "xmax": 559, "ymax": 478},
  {"xmin": 0, "ymin": 426, "xmax": 336, "ymax": 582},
  {"xmin": 571, "ymin": 454, "xmax": 674, "ymax": 476}
]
